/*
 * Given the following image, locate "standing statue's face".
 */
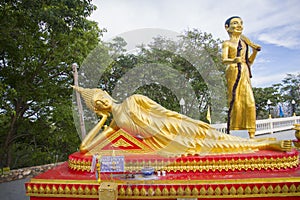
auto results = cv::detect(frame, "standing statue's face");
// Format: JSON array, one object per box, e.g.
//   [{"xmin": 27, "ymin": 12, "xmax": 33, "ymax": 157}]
[{"xmin": 226, "ymin": 18, "xmax": 243, "ymax": 35}]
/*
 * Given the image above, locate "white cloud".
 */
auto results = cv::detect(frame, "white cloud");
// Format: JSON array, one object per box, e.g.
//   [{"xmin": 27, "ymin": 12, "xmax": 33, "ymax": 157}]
[
  {"xmin": 91, "ymin": 0, "xmax": 300, "ymax": 88},
  {"xmin": 258, "ymin": 24, "xmax": 300, "ymax": 49},
  {"xmin": 252, "ymin": 73, "xmax": 286, "ymax": 87},
  {"xmin": 253, "ymin": 57, "xmax": 271, "ymax": 71},
  {"xmin": 92, "ymin": 0, "xmax": 300, "ymax": 49}
]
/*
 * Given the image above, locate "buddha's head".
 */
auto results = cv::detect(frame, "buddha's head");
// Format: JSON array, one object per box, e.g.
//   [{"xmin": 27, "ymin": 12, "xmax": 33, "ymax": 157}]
[{"xmin": 72, "ymin": 86, "xmax": 115, "ymax": 116}]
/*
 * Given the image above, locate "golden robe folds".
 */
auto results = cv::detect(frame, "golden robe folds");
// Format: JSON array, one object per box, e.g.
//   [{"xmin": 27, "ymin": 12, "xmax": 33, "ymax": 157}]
[{"xmin": 225, "ymin": 40, "xmax": 256, "ymax": 133}]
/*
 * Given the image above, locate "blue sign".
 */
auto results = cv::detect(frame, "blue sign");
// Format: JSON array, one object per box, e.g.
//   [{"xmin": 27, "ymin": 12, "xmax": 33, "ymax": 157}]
[{"xmin": 100, "ymin": 156, "xmax": 125, "ymax": 172}]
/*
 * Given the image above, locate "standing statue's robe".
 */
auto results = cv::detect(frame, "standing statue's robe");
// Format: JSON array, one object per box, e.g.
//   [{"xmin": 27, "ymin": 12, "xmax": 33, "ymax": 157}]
[{"xmin": 225, "ymin": 40, "xmax": 256, "ymax": 134}]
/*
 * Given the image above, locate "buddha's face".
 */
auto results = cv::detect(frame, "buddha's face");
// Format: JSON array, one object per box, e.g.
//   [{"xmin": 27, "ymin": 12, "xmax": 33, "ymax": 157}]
[
  {"xmin": 226, "ymin": 17, "xmax": 243, "ymax": 35},
  {"xmin": 92, "ymin": 92, "xmax": 112, "ymax": 113}
]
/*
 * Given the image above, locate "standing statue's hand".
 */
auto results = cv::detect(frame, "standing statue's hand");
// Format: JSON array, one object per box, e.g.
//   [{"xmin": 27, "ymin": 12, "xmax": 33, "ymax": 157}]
[
  {"xmin": 252, "ymin": 44, "xmax": 261, "ymax": 51},
  {"xmin": 234, "ymin": 57, "xmax": 242, "ymax": 63}
]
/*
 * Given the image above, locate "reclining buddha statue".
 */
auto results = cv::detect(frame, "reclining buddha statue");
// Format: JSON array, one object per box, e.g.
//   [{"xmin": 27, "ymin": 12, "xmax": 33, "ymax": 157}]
[{"xmin": 72, "ymin": 86, "xmax": 292, "ymax": 156}]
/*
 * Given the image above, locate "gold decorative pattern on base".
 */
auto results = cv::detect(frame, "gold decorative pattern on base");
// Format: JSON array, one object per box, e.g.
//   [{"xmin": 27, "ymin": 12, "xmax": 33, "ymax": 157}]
[
  {"xmin": 26, "ymin": 181, "xmax": 300, "ymax": 198},
  {"xmin": 68, "ymin": 153, "xmax": 299, "ymax": 173}
]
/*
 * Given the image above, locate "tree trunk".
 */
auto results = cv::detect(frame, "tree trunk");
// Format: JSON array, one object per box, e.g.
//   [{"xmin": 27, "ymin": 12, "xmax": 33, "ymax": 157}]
[
  {"xmin": 1, "ymin": 112, "xmax": 17, "ymax": 167},
  {"xmin": 1, "ymin": 99, "xmax": 27, "ymax": 167}
]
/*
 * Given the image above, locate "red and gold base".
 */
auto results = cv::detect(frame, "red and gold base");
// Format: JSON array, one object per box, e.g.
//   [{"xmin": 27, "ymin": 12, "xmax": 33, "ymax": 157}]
[
  {"xmin": 26, "ymin": 150, "xmax": 300, "ymax": 199},
  {"xmin": 25, "ymin": 129, "xmax": 300, "ymax": 199},
  {"xmin": 68, "ymin": 150, "xmax": 299, "ymax": 173}
]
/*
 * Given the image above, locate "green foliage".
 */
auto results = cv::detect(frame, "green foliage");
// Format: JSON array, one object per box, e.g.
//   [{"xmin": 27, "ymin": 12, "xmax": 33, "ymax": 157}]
[
  {"xmin": 97, "ymin": 29, "xmax": 226, "ymax": 122},
  {"xmin": 135, "ymin": 83, "xmax": 181, "ymax": 113},
  {"xmin": 105, "ymin": 36, "xmax": 128, "ymax": 59},
  {"xmin": 254, "ymin": 73, "xmax": 300, "ymax": 118},
  {"xmin": 253, "ymin": 86, "xmax": 282, "ymax": 119},
  {"xmin": 279, "ymin": 73, "xmax": 300, "ymax": 115},
  {"xmin": 0, "ymin": 0, "xmax": 101, "ymax": 168},
  {"xmin": 2, "ymin": 1, "xmax": 297, "ymax": 170}
]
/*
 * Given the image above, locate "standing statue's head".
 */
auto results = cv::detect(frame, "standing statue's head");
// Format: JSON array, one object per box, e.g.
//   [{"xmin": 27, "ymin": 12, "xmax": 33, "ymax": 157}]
[
  {"xmin": 225, "ymin": 16, "xmax": 243, "ymax": 36},
  {"xmin": 72, "ymin": 86, "xmax": 115, "ymax": 116}
]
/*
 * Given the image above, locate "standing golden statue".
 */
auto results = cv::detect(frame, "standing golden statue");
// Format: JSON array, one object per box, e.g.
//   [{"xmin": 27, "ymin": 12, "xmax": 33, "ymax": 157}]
[
  {"xmin": 72, "ymin": 86, "xmax": 291, "ymax": 156},
  {"xmin": 222, "ymin": 16, "xmax": 261, "ymax": 138}
]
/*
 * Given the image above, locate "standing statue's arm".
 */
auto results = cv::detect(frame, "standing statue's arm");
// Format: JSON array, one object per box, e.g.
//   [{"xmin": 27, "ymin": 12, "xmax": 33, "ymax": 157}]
[
  {"xmin": 241, "ymin": 35, "xmax": 261, "ymax": 65},
  {"xmin": 248, "ymin": 50, "xmax": 259, "ymax": 65},
  {"xmin": 222, "ymin": 41, "xmax": 241, "ymax": 64},
  {"xmin": 241, "ymin": 35, "xmax": 261, "ymax": 51}
]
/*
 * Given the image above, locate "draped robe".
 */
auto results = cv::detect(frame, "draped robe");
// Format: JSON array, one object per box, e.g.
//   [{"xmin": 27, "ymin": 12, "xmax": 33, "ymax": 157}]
[
  {"xmin": 112, "ymin": 94, "xmax": 264, "ymax": 156},
  {"xmin": 225, "ymin": 40, "xmax": 256, "ymax": 134}
]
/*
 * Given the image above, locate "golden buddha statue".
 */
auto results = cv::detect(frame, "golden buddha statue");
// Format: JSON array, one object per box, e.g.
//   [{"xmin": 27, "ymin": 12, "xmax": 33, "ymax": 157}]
[
  {"xmin": 222, "ymin": 16, "xmax": 261, "ymax": 138},
  {"xmin": 72, "ymin": 86, "xmax": 291, "ymax": 156}
]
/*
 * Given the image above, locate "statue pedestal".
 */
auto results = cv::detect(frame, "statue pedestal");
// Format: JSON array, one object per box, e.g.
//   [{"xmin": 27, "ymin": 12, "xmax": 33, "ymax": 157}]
[
  {"xmin": 99, "ymin": 182, "xmax": 118, "ymax": 200},
  {"xmin": 25, "ymin": 129, "xmax": 300, "ymax": 199},
  {"xmin": 26, "ymin": 150, "xmax": 300, "ymax": 199}
]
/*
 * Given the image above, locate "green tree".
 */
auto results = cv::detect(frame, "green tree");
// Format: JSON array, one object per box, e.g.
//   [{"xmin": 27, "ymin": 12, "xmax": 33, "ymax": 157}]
[
  {"xmin": 136, "ymin": 30, "xmax": 225, "ymax": 122},
  {"xmin": 279, "ymin": 73, "xmax": 300, "ymax": 115},
  {"xmin": 253, "ymin": 86, "xmax": 282, "ymax": 119},
  {"xmin": 0, "ymin": 0, "xmax": 102, "ymax": 168},
  {"xmin": 96, "ymin": 29, "xmax": 225, "ymax": 123},
  {"xmin": 253, "ymin": 73, "xmax": 300, "ymax": 119},
  {"xmin": 105, "ymin": 36, "xmax": 127, "ymax": 59}
]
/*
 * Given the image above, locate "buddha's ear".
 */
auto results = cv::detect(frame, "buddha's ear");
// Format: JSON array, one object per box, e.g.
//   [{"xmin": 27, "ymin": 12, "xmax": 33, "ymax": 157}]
[
  {"xmin": 95, "ymin": 98, "xmax": 111, "ymax": 109},
  {"xmin": 101, "ymin": 98, "xmax": 111, "ymax": 109},
  {"xmin": 95, "ymin": 100, "xmax": 102, "ymax": 106}
]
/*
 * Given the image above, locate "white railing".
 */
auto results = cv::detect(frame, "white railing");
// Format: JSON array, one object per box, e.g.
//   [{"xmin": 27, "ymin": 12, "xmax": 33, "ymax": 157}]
[{"xmin": 211, "ymin": 116, "xmax": 300, "ymax": 136}]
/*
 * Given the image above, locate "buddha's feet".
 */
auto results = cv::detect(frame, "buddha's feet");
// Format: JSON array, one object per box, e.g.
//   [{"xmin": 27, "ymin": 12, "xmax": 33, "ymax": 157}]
[{"xmin": 269, "ymin": 140, "xmax": 292, "ymax": 152}]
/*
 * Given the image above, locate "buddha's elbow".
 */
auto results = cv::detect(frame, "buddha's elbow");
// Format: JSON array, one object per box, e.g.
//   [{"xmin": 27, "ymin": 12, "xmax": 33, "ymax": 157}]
[{"xmin": 80, "ymin": 144, "xmax": 88, "ymax": 154}]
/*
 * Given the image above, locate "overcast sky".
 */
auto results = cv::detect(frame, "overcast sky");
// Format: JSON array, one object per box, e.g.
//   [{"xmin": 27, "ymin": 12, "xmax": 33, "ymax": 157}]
[{"xmin": 90, "ymin": 0, "xmax": 300, "ymax": 87}]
